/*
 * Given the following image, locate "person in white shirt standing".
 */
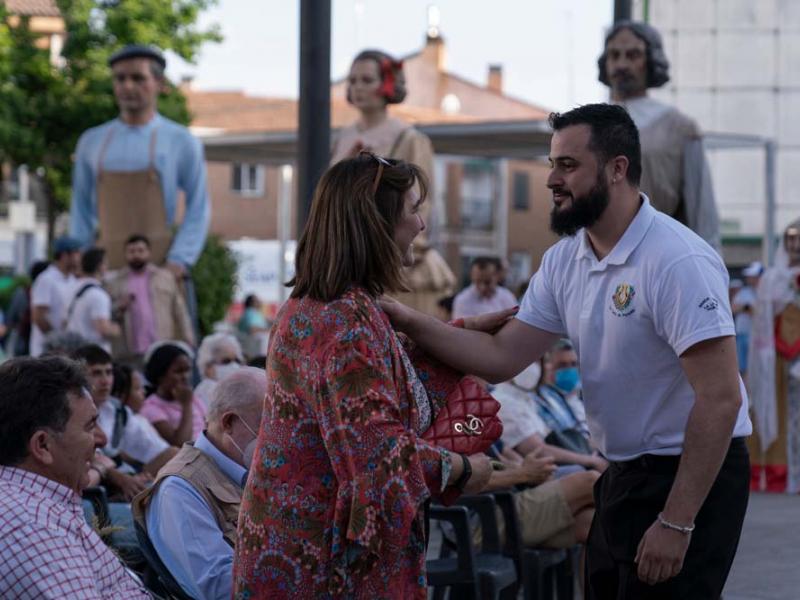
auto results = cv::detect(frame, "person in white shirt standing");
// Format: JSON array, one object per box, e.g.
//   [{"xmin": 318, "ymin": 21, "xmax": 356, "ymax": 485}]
[
  {"xmin": 65, "ymin": 247, "xmax": 121, "ymax": 353},
  {"xmin": 452, "ymin": 256, "xmax": 518, "ymax": 320},
  {"xmin": 29, "ymin": 236, "xmax": 81, "ymax": 357},
  {"xmin": 381, "ymin": 104, "xmax": 751, "ymax": 599}
]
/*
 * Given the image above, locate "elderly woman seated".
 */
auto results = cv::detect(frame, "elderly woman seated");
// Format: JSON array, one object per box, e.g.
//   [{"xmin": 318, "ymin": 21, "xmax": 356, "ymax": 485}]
[{"xmin": 194, "ymin": 333, "xmax": 245, "ymax": 409}]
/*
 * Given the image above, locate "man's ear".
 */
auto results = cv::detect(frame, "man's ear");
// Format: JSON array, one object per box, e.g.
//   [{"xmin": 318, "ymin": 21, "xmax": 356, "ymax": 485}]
[
  {"xmin": 28, "ymin": 430, "xmax": 56, "ymax": 466},
  {"xmin": 610, "ymin": 155, "xmax": 630, "ymax": 184},
  {"xmin": 220, "ymin": 411, "xmax": 236, "ymax": 435}
]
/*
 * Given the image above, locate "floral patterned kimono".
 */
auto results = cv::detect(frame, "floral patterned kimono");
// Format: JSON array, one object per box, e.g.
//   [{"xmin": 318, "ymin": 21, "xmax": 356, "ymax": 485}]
[{"xmin": 233, "ymin": 286, "xmax": 458, "ymax": 599}]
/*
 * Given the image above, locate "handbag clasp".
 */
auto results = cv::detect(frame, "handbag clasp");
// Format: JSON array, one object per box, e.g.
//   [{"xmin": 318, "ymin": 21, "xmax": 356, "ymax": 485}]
[{"xmin": 454, "ymin": 414, "xmax": 484, "ymax": 436}]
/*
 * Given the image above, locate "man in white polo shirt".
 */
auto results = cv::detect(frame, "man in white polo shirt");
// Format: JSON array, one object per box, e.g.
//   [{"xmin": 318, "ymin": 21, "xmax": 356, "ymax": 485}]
[
  {"xmin": 382, "ymin": 103, "xmax": 751, "ymax": 599},
  {"xmin": 64, "ymin": 247, "xmax": 121, "ymax": 352}
]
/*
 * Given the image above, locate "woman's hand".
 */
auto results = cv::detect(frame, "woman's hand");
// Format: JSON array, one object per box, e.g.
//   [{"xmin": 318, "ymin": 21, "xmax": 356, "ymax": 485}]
[
  {"xmin": 462, "ymin": 306, "xmax": 519, "ymax": 334},
  {"xmin": 462, "ymin": 453, "xmax": 493, "ymax": 495},
  {"xmin": 378, "ymin": 295, "xmax": 417, "ymax": 333},
  {"xmin": 173, "ymin": 383, "xmax": 194, "ymax": 408}
]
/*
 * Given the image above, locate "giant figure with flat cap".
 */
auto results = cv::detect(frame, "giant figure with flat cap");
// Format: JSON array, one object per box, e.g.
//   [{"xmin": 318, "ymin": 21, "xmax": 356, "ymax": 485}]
[
  {"xmin": 599, "ymin": 20, "xmax": 722, "ymax": 253},
  {"xmin": 69, "ymin": 44, "xmax": 210, "ymax": 276}
]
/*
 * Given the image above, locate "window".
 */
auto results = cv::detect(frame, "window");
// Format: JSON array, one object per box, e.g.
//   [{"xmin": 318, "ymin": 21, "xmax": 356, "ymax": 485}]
[
  {"xmin": 460, "ymin": 161, "xmax": 496, "ymax": 231},
  {"xmin": 231, "ymin": 163, "xmax": 265, "ymax": 196},
  {"xmin": 512, "ymin": 171, "xmax": 530, "ymax": 210}
]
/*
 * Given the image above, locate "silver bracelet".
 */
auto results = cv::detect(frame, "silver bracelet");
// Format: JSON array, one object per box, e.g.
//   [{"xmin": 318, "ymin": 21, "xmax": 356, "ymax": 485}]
[{"xmin": 657, "ymin": 512, "xmax": 695, "ymax": 534}]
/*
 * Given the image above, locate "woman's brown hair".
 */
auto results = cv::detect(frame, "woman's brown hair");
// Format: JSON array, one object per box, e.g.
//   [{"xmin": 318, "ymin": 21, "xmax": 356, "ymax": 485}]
[{"xmin": 289, "ymin": 153, "xmax": 427, "ymax": 302}]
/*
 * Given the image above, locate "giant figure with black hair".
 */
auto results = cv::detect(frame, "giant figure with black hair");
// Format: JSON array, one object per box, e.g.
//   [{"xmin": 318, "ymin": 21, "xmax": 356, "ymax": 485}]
[{"xmin": 599, "ymin": 20, "xmax": 721, "ymax": 253}]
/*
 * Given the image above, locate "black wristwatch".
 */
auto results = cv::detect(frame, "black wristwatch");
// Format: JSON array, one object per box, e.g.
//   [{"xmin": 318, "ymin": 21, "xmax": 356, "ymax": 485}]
[{"xmin": 453, "ymin": 453, "xmax": 472, "ymax": 491}]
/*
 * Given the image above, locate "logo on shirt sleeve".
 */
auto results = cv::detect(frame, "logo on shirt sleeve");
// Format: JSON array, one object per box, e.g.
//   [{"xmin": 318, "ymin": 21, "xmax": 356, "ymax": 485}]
[
  {"xmin": 699, "ymin": 297, "xmax": 719, "ymax": 312},
  {"xmin": 610, "ymin": 284, "xmax": 636, "ymax": 317}
]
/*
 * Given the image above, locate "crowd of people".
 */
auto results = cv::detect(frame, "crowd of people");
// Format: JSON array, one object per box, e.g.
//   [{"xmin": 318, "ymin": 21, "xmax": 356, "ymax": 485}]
[{"xmin": 0, "ymin": 15, "xmax": 786, "ymax": 600}]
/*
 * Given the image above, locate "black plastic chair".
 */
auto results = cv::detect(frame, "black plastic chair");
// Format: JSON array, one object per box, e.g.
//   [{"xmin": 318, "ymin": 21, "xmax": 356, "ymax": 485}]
[
  {"xmin": 428, "ymin": 494, "xmax": 518, "ymax": 600},
  {"xmin": 491, "ymin": 489, "xmax": 576, "ymax": 600},
  {"xmin": 133, "ymin": 519, "xmax": 194, "ymax": 600},
  {"xmin": 82, "ymin": 486, "xmax": 113, "ymax": 544}
]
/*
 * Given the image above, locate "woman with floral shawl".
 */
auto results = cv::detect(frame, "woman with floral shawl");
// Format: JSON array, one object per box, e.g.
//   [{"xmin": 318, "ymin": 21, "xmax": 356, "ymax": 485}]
[{"xmin": 233, "ymin": 154, "xmax": 497, "ymax": 599}]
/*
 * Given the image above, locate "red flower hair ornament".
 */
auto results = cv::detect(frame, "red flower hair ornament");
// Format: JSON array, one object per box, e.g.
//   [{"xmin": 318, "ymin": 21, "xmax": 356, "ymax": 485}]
[{"xmin": 379, "ymin": 58, "xmax": 404, "ymax": 100}]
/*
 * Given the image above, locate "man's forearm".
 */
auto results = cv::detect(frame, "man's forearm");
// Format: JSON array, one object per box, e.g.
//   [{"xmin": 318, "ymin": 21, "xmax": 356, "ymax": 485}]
[
  {"xmin": 661, "ymin": 394, "xmax": 741, "ymax": 525},
  {"xmin": 404, "ymin": 311, "xmax": 549, "ymax": 383},
  {"xmin": 544, "ymin": 444, "xmax": 595, "ymax": 468}
]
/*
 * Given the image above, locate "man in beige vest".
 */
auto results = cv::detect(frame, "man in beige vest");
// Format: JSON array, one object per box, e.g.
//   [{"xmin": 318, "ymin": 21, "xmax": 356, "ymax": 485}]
[
  {"xmin": 599, "ymin": 20, "xmax": 722, "ymax": 254},
  {"xmin": 132, "ymin": 367, "xmax": 265, "ymax": 600}
]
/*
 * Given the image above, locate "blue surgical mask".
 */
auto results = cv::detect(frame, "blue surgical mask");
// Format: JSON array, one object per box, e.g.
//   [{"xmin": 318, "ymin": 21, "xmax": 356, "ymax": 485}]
[{"xmin": 554, "ymin": 367, "xmax": 580, "ymax": 393}]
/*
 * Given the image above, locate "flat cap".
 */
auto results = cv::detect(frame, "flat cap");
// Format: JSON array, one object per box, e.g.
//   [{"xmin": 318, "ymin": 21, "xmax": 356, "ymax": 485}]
[
  {"xmin": 108, "ymin": 44, "xmax": 166, "ymax": 69},
  {"xmin": 53, "ymin": 236, "xmax": 82, "ymax": 257}
]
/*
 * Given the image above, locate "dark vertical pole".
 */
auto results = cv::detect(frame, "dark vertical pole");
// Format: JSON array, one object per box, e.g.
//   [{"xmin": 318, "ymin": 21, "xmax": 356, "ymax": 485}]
[
  {"xmin": 614, "ymin": 0, "xmax": 632, "ymax": 22},
  {"xmin": 297, "ymin": 0, "xmax": 331, "ymax": 236}
]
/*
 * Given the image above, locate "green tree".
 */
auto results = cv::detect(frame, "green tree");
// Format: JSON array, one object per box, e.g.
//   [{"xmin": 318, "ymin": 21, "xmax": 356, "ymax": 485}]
[
  {"xmin": 0, "ymin": 0, "xmax": 221, "ymax": 244},
  {"xmin": 192, "ymin": 235, "xmax": 238, "ymax": 337}
]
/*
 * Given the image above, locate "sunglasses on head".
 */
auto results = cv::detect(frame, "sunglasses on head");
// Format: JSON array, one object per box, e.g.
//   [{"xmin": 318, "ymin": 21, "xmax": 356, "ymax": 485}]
[{"xmin": 359, "ymin": 150, "xmax": 392, "ymax": 196}]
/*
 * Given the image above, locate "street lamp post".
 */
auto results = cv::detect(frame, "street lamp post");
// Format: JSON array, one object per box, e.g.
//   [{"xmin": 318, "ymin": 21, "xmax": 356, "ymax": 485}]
[{"xmin": 297, "ymin": 0, "xmax": 332, "ymax": 236}]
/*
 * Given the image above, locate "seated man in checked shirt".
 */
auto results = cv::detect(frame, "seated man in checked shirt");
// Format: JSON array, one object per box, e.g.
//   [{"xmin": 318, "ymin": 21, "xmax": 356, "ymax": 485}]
[{"xmin": 0, "ymin": 355, "xmax": 152, "ymax": 600}]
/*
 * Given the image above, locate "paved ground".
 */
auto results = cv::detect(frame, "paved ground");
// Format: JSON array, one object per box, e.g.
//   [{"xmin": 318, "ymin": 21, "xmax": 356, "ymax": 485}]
[
  {"xmin": 723, "ymin": 492, "xmax": 800, "ymax": 600},
  {"xmin": 429, "ymin": 491, "xmax": 800, "ymax": 599}
]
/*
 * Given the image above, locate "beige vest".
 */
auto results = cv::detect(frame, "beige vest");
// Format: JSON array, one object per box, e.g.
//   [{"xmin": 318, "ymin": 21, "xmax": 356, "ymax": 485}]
[
  {"xmin": 638, "ymin": 109, "xmax": 702, "ymax": 223},
  {"xmin": 132, "ymin": 443, "xmax": 242, "ymax": 548}
]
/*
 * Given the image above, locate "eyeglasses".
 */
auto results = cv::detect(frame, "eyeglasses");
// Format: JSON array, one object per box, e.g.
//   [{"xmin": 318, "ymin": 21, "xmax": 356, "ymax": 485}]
[{"xmin": 359, "ymin": 150, "xmax": 392, "ymax": 196}]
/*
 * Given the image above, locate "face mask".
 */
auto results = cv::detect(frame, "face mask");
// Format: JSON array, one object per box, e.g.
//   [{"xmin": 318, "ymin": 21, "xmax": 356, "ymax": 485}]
[
  {"xmin": 554, "ymin": 367, "xmax": 580, "ymax": 394},
  {"xmin": 214, "ymin": 361, "xmax": 241, "ymax": 381},
  {"xmin": 227, "ymin": 416, "xmax": 259, "ymax": 465},
  {"xmin": 512, "ymin": 362, "xmax": 542, "ymax": 391},
  {"xmin": 242, "ymin": 438, "xmax": 258, "ymax": 469}
]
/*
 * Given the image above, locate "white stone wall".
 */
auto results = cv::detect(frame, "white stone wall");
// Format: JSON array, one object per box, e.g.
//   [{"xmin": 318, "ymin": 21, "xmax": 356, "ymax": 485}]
[{"xmin": 635, "ymin": 0, "xmax": 800, "ymax": 240}]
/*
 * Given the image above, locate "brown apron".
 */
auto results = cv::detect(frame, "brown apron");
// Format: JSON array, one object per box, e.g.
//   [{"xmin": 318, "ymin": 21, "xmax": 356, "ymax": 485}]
[{"xmin": 96, "ymin": 125, "xmax": 173, "ymax": 269}]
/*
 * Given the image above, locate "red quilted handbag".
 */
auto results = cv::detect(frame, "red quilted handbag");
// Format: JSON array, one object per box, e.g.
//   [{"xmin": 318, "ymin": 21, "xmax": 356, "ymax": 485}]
[{"xmin": 421, "ymin": 376, "xmax": 503, "ymax": 504}]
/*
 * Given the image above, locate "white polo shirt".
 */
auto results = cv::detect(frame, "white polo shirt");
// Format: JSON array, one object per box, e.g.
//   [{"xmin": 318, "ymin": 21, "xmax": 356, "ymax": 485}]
[
  {"xmin": 517, "ymin": 195, "xmax": 752, "ymax": 461},
  {"xmin": 64, "ymin": 277, "xmax": 112, "ymax": 352},
  {"xmin": 29, "ymin": 265, "xmax": 75, "ymax": 357},
  {"xmin": 97, "ymin": 398, "xmax": 170, "ymax": 465}
]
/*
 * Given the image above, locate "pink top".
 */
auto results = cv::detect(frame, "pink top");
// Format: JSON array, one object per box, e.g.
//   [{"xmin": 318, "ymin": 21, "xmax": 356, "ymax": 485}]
[
  {"xmin": 127, "ymin": 267, "xmax": 159, "ymax": 354},
  {"xmin": 140, "ymin": 393, "xmax": 207, "ymax": 441}
]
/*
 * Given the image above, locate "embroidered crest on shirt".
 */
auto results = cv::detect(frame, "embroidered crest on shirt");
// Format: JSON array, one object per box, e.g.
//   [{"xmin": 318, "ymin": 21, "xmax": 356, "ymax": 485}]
[{"xmin": 610, "ymin": 284, "xmax": 636, "ymax": 317}]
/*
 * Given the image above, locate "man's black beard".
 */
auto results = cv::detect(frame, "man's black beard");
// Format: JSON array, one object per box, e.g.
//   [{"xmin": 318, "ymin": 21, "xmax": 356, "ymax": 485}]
[
  {"xmin": 128, "ymin": 260, "xmax": 147, "ymax": 272},
  {"xmin": 550, "ymin": 172, "xmax": 611, "ymax": 237}
]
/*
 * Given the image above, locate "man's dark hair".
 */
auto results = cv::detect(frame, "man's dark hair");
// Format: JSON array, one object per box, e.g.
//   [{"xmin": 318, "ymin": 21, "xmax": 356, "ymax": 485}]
[
  {"xmin": 30, "ymin": 260, "xmax": 49, "ymax": 282},
  {"xmin": 73, "ymin": 344, "xmax": 113, "ymax": 367},
  {"xmin": 548, "ymin": 104, "xmax": 642, "ymax": 186},
  {"xmin": 125, "ymin": 233, "xmax": 151, "ymax": 248},
  {"xmin": 0, "ymin": 356, "xmax": 90, "ymax": 466},
  {"xmin": 81, "ymin": 248, "xmax": 106, "ymax": 276},
  {"xmin": 112, "ymin": 363, "xmax": 134, "ymax": 401},
  {"xmin": 471, "ymin": 256, "xmax": 497, "ymax": 271}
]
